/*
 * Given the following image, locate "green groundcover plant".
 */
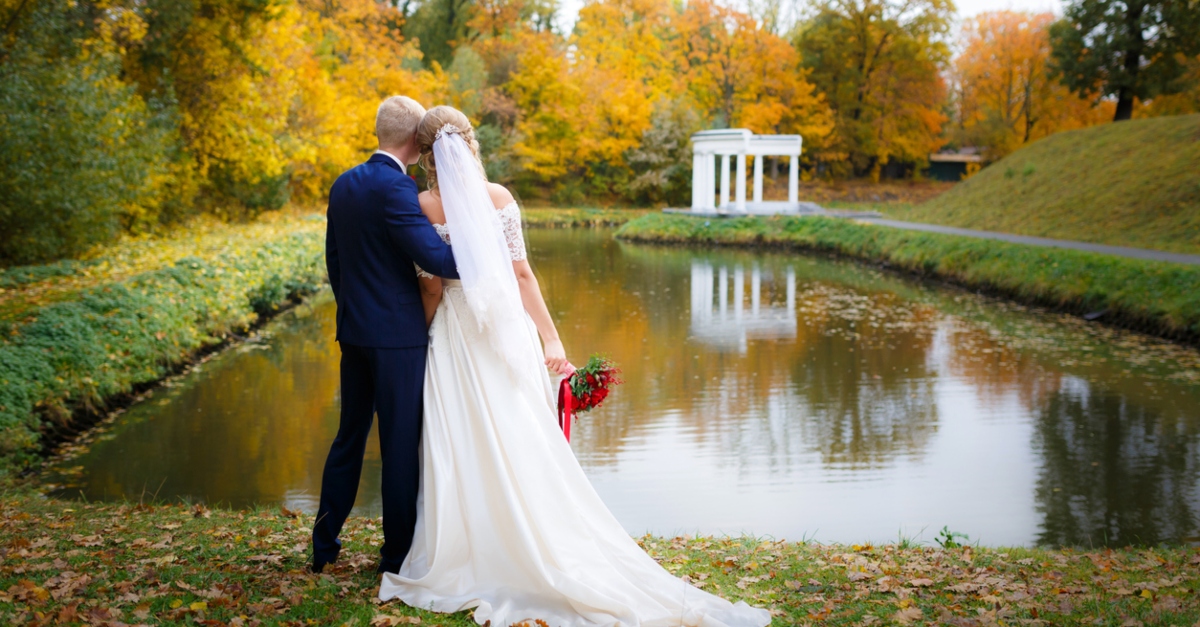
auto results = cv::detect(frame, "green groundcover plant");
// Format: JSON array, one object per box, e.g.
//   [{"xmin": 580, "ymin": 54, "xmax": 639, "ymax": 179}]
[{"xmin": 0, "ymin": 217, "xmax": 325, "ymax": 472}]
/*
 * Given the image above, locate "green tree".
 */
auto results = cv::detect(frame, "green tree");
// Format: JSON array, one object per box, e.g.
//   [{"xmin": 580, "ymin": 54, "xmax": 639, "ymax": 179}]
[
  {"xmin": 0, "ymin": 0, "xmax": 176, "ymax": 265},
  {"xmin": 625, "ymin": 99, "xmax": 702, "ymax": 206},
  {"xmin": 406, "ymin": 0, "xmax": 477, "ymax": 68},
  {"xmin": 1049, "ymin": 0, "xmax": 1200, "ymax": 121}
]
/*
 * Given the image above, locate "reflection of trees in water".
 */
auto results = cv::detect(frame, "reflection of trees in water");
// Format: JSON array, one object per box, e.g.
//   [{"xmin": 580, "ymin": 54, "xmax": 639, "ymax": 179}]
[
  {"xmin": 63, "ymin": 300, "xmax": 345, "ymax": 508},
  {"xmin": 788, "ymin": 289, "xmax": 940, "ymax": 468},
  {"xmin": 1033, "ymin": 378, "xmax": 1200, "ymax": 546},
  {"xmin": 534, "ymin": 230, "xmax": 944, "ymax": 471},
  {"xmin": 938, "ymin": 324, "xmax": 1063, "ymax": 419}
]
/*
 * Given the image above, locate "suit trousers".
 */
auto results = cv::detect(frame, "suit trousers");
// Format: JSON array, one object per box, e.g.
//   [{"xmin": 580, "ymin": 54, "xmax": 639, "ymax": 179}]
[{"xmin": 313, "ymin": 343, "xmax": 426, "ymax": 573}]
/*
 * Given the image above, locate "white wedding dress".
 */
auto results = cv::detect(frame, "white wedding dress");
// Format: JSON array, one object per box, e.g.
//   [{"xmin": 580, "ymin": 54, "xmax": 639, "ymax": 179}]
[{"xmin": 379, "ymin": 201, "xmax": 772, "ymax": 627}]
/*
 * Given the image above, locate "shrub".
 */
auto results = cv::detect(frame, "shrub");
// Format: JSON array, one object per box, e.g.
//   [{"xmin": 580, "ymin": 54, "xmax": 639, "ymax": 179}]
[
  {"xmin": 0, "ymin": 223, "xmax": 324, "ymax": 471},
  {"xmin": 0, "ymin": 0, "xmax": 180, "ymax": 266}
]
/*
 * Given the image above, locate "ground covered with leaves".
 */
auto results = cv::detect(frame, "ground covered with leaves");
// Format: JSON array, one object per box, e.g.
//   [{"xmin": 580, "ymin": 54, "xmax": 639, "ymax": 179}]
[{"xmin": 1, "ymin": 491, "xmax": 1197, "ymax": 626}]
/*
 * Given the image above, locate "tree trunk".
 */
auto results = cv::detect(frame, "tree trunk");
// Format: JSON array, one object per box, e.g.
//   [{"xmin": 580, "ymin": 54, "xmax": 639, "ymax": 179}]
[
  {"xmin": 1113, "ymin": 88, "xmax": 1135, "ymax": 121},
  {"xmin": 1114, "ymin": 0, "xmax": 1145, "ymax": 122}
]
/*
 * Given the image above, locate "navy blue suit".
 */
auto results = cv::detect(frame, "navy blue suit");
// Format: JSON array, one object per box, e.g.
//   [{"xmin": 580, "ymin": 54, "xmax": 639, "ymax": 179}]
[{"xmin": 314, "ymin": 153, "xmax": 459, "ymax": 573}]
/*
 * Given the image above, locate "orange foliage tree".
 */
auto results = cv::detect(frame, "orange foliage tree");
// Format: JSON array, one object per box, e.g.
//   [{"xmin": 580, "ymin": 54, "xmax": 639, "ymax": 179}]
[
  {"xmin": 502, "ymin": 0, "xmax": 832, "ymax": 202},
  {"xmin": 952, "ymin": 11, "xmax": 1110, "ymax": 160}
]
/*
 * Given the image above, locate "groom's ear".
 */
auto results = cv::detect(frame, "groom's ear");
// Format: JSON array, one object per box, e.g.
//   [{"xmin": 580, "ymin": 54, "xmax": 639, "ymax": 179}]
[{"xmin": 406, "ymin": 134, "xmax": 422, "ymax": 165}]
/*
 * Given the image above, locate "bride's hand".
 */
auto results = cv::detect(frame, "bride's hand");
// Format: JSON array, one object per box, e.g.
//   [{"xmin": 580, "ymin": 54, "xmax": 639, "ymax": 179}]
[{"xmin": 543, "ymin": 339, "xmax": 573, "ymax": 376}]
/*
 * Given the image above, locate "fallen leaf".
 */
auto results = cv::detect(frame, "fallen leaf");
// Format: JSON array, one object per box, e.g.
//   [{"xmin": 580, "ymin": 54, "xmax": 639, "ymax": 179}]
[
  {"xmin": 894, "ymin": 606, "xmax": 923, "ymax": 625},
  {"xmin": 371, "ymin": 615, "xmax": 421, "ymax": 626}
]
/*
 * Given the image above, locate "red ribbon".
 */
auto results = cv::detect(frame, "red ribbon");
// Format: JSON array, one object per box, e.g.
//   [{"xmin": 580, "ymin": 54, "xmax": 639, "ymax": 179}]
[{"xmin": 557, "ymin": 377, "xmax": 573, "ymax": 443}]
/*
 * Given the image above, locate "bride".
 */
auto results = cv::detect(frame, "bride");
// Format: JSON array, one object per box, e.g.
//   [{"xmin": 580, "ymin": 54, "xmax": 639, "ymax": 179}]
[{"xmin": 378, "ymin": 105, "xmax": 772, "ymax": 627}]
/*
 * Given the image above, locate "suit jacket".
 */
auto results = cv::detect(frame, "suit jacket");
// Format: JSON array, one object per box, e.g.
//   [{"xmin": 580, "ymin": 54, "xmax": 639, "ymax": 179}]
[{"xmin": 326, "ymin": 153, "xmax": 459, "ymax": 348}]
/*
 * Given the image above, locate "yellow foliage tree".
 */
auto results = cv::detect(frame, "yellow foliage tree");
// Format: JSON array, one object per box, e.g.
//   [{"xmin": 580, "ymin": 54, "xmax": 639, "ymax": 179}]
[
  {"xmin": 507, "ymin": 33, "xmax": 581, "ymax": 181},
  {"xmin": 124, "ymin": 0, "xmax": 446, "ymax": 214},
  {"xmin": 794, "ymin": 0, "xmax": 953, "ymax": 178}
]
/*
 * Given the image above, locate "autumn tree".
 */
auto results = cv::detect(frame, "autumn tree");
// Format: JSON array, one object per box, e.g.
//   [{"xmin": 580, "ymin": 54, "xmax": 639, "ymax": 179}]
[
  {"xmin": 1140, "ymin": 55, "xmax": 1200, "ymax": 116},
  {"xmin": 1049, "ymin": 0, "xmax": 1200, "ymax": 121},
  {"xmin": 793, "ymin": 0, "xmax": 953, "ymax": 178},
  {"xmin": 0, "ymin": 0, "xmax": 177, "ymax": 264},
  {"xmin": 954, "ymin": 11, "xmax": 1110, "ymax": 159}
]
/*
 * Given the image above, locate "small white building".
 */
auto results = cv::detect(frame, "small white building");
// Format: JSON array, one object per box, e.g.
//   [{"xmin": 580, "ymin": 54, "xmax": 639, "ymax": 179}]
[{"xmin": 687, "ymin": 129, "xmax": 810, "ymax": 215}]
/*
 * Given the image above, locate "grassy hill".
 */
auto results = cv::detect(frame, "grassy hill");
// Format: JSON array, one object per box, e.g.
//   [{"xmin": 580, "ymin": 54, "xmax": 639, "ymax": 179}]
[{"xmin": 881, "ymin": 114, "xmax": 1200, "ymax": 255}]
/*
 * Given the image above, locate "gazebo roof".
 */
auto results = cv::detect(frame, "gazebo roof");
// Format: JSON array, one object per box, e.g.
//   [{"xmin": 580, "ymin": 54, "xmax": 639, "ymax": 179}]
[{"xmin": 692, "ymin": 129, "xmax": 801, "ymax": 156}]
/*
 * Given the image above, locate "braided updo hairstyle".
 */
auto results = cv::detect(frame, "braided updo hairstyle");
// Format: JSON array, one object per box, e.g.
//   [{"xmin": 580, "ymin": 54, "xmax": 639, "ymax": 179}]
[{"xmin": 415, "ymin": 105, "xmax": 485, "ymax": 192}]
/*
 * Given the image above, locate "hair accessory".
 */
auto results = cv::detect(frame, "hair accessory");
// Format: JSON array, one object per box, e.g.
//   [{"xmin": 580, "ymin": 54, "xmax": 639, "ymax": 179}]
[{"xmin": 434, "ymin": 123, "xmax": 462, "ymax": 142}]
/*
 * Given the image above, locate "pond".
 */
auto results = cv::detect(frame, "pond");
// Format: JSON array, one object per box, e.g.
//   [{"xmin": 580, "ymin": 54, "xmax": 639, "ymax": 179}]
[{"xmin": 45, "ymin": 228, "xmax": 1200, "ymax": 547}]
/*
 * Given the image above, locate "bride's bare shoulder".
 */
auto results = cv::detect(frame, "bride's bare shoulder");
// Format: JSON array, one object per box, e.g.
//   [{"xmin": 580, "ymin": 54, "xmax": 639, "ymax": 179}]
[
  {"xmin": 418, "ymin": 190, "xmax": 446, "ymax": 224},
  {"xmin": 485, "ymin": 183, "xmax": 516, "ymax": 210}
]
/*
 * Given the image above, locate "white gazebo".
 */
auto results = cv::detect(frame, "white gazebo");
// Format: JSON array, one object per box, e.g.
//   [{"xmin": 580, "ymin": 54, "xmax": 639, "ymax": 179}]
[{"xmin": 686, "ymin": 129, "xmax": 808, "ymax": 215}]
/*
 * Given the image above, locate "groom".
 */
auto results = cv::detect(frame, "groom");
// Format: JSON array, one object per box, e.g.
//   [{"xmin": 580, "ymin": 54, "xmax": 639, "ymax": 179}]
[{"xmin": 312, "ymin": 96, "xmax": 458, "ymax": 575}]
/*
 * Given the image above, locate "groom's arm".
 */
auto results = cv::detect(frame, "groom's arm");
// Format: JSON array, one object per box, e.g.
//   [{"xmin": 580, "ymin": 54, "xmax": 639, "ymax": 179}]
[{"xmin": 382, "ymin": 175, "xmax": 460, "ymax": 279}]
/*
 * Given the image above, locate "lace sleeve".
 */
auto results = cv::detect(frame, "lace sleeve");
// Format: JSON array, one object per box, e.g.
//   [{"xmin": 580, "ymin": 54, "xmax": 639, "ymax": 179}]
[
  {"xmin": 414, "ymin": 223, "xmax": 452, "ymax": 279},
  {"xmin": 497, "ymin": 202, "xmax": 526, "ymax": 261}
]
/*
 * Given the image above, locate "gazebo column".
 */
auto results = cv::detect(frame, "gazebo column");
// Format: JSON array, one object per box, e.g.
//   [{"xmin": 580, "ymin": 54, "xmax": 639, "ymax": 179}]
[
  {"xmin": 787, "ymin": 155, "xmax": 799, "ymax": 205},
  {"xmin": 735, "ymin": 153, "xmax": 746, "ymax": 212},
  {"xmin": 719, "ymin": 154, "xmax": 731, "ymax": 211},
  {"xmin": 752, "ymin": 155, "xmax": 763, "ymax": 203},
  {"xmin": 704, "ymin": 153, "xmax": 716, "ymax": 209},
  {"xmin": 691, "ymin": 151, "xmax": 703, "ymax": 210}
]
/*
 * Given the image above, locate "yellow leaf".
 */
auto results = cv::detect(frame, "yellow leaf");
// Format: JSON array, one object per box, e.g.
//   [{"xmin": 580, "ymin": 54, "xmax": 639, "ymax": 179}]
[
  {"xmin": 170, "ymin": 599, "xmax": 183, "ymax": 609},
  {"xmin": 190, "ymin": 601, "xmax": 208, "ymax": 611}
]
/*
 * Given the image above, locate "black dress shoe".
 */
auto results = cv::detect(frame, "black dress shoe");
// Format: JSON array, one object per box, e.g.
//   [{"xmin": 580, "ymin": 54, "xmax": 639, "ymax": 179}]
[
  {"xmin": 311, "ymin": 546, "xmax": 340, "ymax": 574},
  {"xmin": 376, "ymin": 559, "xmax": 402, "ymax": 575}
]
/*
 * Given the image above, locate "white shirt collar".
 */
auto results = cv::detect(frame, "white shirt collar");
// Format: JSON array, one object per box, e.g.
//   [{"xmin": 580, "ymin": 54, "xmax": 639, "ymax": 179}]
[{"xmin": 375, "ymin": 150, "xmax": 407, "ymax": 174}]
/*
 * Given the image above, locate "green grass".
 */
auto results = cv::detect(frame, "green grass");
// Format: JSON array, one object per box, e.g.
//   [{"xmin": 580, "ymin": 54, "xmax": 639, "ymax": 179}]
[
  {"xmin": 1, "ymin": 490, "xmax": 1197, "ymax": 626},
  {"xmin": 0, "ymin": 214, "xmax": 326, "ymax": 473},
  {"xmin": 521, "ymin": 207, "xmax": 649, "ymax": 228},
  {"xmin": 616, "ymin": 213, "xmax": 1200, "ymax": 344},
  {"xmin": 875, "ymin": 114, "xmax": 1200, "ymax": 255}
]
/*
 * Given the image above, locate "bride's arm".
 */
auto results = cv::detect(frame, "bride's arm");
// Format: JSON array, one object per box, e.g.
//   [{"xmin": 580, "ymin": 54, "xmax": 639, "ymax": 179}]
[
  {"xmin": 415, "ymin": 191, "xmax": 447, "ymax": 326},
  {"xmin": 419, "ymin": 275, "xmax": 442, "ymax": 326},
  {"xmin": 514, "ymin": 261, "xmax": 572, "ymax": 376}
]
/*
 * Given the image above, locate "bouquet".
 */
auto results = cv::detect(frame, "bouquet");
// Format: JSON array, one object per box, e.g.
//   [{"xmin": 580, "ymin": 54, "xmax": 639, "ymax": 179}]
[{"xmin": 556, "ymin": 355, "xmax": 621, "ymax": 442}]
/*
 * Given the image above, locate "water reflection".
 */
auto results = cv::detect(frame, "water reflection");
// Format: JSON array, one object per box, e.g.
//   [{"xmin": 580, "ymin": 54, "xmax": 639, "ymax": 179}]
[
  {"xmin": 45, "ymin": 229, "xmax": 1200, "ymax": 547},
  {"xmin": 689, "ymin": 262, "xmax": 796, "ymax": 351},
  {"xmin": 1034, "ymin": 379, "xmax": 1200, "ymax": 547}
]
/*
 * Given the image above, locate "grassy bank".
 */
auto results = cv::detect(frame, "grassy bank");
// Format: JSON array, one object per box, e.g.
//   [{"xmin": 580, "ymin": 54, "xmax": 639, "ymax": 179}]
[
  {"xmin": 873, "ymin": 114, "xmax": 1200, "ymax": 255},
  {"xmin": 522, "ymin": 207, "xmax": 649, "ymax": 228},
  {"xmin": 616, "ymin": 213, "xmax": 1200, "ymax": 344},
  {"xmin": 1, "ymin": 491, "xmax": 1196, "ymax": 626},
  {"xmin": 0, "ymin": 213, "xmax": 326, "ymax": 472}
]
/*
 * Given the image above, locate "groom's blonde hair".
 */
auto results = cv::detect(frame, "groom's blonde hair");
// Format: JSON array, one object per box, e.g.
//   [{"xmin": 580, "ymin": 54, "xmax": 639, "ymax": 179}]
[{"xmin": 376, "ymin": 96, "xmax": 426, "ymax": 150}]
